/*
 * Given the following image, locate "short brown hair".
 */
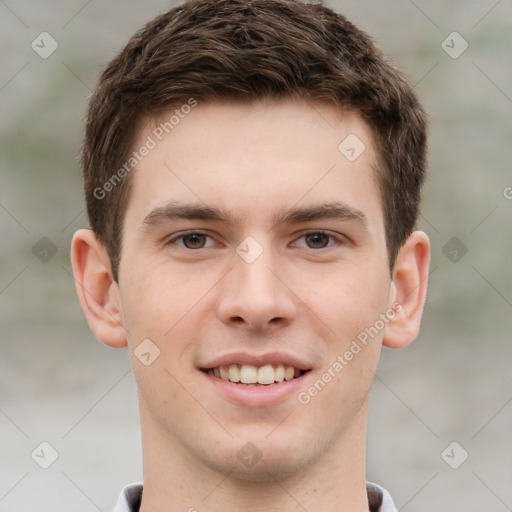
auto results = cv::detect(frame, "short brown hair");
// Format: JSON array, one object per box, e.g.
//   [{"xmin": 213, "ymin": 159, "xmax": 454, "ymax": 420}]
[{"xmin": 81, "ymin": 0, "xmax": 427, "ymax": 281}]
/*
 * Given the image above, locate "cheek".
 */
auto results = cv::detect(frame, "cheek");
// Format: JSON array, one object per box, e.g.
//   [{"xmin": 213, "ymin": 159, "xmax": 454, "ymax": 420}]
[
  {"xmin": 304, "ymin": 259, "xmax": 390, "ymax": 340},
  {"xmin": 120, "ymin": 265, "xmax": 211, "ymax": 394},
  {"xmin": 120, "ymin": 261, "xmax": 195, "ymax": 339},
  {"xmin": 122, "ymin": 271, "xmax": 201, "ymax": 402}
]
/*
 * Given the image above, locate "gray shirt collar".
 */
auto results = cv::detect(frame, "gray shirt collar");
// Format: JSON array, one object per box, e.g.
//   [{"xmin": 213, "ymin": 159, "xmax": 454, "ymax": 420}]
[{"xmin": 113, "ymin": 481, "xmax": 398, "ymax": 512}]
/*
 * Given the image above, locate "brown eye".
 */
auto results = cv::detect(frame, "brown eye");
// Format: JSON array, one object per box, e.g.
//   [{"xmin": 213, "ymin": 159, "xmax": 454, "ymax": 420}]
[
  {"xmin": 304, "ymin": 232, "xmax": 331, "ymax": 248},
  {"xmin": 182, "ymin": 233, "xmax": 207, "ymax": 249}
]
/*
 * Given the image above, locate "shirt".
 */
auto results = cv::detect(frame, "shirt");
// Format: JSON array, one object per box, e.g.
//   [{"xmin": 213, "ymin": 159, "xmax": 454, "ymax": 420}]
[{"xmin": 113, "ymin": 481, "xmax": 398, "ymax": 511}]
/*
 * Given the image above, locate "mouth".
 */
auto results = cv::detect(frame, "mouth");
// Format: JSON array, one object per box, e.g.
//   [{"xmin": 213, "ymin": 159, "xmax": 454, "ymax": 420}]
[{"xmin": 201, "ymin": 364, "xmax": 311, "ymax": 386}]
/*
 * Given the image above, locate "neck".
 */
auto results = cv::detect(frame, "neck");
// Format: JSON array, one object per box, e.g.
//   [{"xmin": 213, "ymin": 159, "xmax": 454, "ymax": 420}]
[{"xmin": 139, "ymin": 403, "xmax": 370, "ymax": 512}]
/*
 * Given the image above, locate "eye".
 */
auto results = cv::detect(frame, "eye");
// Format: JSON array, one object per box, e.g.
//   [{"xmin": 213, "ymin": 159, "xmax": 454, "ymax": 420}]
[
  {"xmin": 168, "ymin": 231, "xmax": 215, "ymax": 249},
  {"xmin": 293, "ymin": 231, "xmax": 339, "ymax": 249}
]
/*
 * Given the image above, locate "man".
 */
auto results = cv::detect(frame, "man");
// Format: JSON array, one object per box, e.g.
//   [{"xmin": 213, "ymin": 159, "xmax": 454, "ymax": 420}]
[{"xmin": 70, "ymin": 0, "xmax": 430, "ymax": 510}]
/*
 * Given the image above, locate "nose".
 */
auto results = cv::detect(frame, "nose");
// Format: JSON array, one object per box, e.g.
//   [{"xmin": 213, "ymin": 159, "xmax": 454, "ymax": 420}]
[{"xmin": 216, "ymin": 246, "xmax": 298, "ymax": 333}]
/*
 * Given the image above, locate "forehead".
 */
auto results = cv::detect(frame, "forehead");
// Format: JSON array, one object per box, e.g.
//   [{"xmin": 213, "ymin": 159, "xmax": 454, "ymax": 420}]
[{"xmin": 124, "ymin": 98, "xmax": 384, "ymax": 234}]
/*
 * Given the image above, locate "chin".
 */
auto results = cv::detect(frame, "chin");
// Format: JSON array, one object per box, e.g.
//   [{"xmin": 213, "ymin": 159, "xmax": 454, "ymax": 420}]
[
  {"xmin": 198, "ymin": 438, "xmax": 321, "ymax": 483},
  {"xmin": 228, "ymin": 464, "xmax": 299, "ymax": 483}
]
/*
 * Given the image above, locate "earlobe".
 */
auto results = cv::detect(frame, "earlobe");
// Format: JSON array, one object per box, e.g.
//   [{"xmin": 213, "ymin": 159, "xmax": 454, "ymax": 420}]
[
  {"xmin": 383, "ymin": 230, "xmax": 431, "ymax": 349},
  {"xmin": 70, "ymin": 229, "xmax": 127, "ymax": 348}
]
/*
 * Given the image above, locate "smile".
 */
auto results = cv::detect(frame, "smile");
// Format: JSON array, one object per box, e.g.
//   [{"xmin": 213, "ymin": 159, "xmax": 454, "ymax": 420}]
[{"xmin": 202, "ymin": 364, "xmax": 310, "ymax": 385}]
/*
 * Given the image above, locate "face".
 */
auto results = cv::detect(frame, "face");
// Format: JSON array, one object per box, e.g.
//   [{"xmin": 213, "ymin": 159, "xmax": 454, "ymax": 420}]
[{"xmin": 117, "ymin": 98, "xmax": 395, "ymax": 481}]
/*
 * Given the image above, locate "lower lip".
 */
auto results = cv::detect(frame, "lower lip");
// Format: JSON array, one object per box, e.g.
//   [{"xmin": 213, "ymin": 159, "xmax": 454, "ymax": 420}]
[{"xmin": 200, "ymin": 370, "xmax": 312, "ymax": 407}]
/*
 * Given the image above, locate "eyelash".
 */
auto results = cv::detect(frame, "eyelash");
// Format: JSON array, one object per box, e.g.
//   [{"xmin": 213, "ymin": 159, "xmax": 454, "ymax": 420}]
[{"xmin": 167, "ymin": 230, "xmax": 344, "ymax": 250}]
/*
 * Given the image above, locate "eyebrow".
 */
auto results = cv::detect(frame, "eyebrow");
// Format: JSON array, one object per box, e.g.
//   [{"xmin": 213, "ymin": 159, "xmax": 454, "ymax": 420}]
[{"xmin": 140, "ymin": 200, "xmax": 368, "ymax": 231}]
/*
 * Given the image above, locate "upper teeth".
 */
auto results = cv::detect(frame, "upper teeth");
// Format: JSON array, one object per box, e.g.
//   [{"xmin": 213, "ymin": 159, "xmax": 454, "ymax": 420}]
[{"xmin": 208, "ymin": 364, "xmax": 300, "ymax": 384}]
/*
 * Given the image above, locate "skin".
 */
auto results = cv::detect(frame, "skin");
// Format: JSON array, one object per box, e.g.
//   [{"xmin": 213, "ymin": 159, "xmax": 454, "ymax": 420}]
[{"xmin": 71, "ymin": 98, "xmax": 430, "ymax": 512}]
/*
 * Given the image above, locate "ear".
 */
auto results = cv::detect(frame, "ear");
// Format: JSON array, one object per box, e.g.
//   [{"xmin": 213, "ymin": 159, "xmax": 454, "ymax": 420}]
[
  {"xmin": 383, "ymin": 230, "xmax": 431, "ymax": 349},
  {"xmin": 70, "ymin": 229, "xmax": 127, "ymax": 348}
]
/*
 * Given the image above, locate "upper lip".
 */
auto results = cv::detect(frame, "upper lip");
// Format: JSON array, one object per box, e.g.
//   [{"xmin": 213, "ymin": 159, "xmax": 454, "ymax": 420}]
[{"xmin": 200, "ymin": 352, "xmax": 313, "ymax": 371}]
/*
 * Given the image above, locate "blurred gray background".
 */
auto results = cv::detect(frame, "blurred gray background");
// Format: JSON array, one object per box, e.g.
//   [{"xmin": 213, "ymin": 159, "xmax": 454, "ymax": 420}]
[{"xmin": 1, "ymin": 1, "xmax": 511, "ymax": 510}]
